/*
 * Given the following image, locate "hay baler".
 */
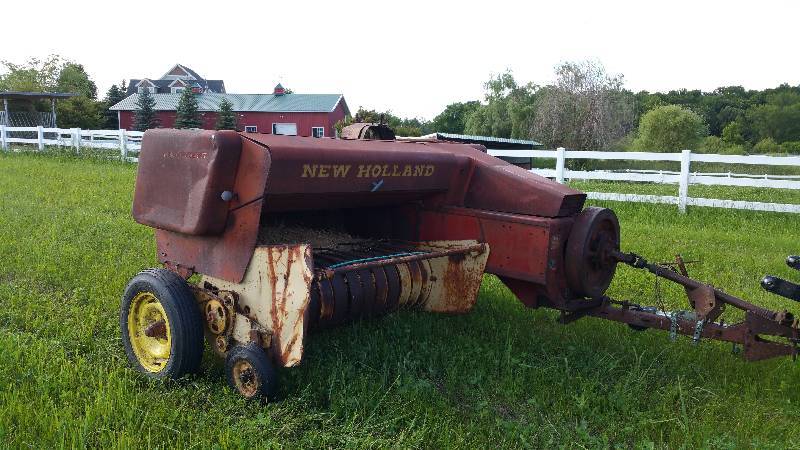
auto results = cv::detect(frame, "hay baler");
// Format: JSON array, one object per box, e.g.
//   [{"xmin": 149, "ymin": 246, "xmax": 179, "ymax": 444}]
[{"xmin": 121, "ymin": 128, "xmax": 800, "ymax": 400}]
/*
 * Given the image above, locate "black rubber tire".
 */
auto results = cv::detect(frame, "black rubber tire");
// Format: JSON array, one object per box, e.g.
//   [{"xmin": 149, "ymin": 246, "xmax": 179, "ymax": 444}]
[
  {"xmin": 565, "ymin": 207, "xmax": 620, "ymax": 299},
  {"xmin": 120, "ymin": 268, "xmax": 204, "ymax": 379},
  {"xmin": 225, "ymin": 343, "xmax": 278, "ymax": 402}
]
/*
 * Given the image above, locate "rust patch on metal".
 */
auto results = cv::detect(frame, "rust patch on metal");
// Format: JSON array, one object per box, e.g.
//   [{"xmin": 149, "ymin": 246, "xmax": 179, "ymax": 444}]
[{"xmin": 143, "ymin": 320, "xmax": 167, "ymax": 339}]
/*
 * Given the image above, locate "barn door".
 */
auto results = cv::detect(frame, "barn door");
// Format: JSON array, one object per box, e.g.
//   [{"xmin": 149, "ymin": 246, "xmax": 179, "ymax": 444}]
[{"xmin": 272, "ymin": 123, "xmax": 297, "ymax": 136}]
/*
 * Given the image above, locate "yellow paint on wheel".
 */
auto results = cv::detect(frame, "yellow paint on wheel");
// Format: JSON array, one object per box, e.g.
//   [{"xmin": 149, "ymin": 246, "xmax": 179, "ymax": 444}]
[
  {"xmin": 232, "ymin": 360, "xmax": 260, "ymax": 398},
  {"xmin": 127, "ymin": 292, "xmax": 172, "ymax": 372}
]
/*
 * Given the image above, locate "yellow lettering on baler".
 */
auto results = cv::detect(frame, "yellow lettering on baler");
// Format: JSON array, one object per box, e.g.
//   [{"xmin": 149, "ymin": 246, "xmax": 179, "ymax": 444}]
[
  {"xmin": 301, "ymin": 164, "xmax": 317, "ymax": 177},
  {"xmin": 311, "ymin": 163, "xmax": 435, "ymax": 178},
  {"xmin": 332, "ymin": 165, "xmax": 351, "ymax": 177}
]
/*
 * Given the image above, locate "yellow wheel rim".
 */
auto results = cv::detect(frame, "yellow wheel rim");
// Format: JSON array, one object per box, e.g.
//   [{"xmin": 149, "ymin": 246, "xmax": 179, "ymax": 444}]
[
  {"xmin": 127, "ymin": 291, "xmax": 172, "ymax": 373},
  {"xmin": 232, "ymin": 360, "xmax": 260, "ymax": 397}
]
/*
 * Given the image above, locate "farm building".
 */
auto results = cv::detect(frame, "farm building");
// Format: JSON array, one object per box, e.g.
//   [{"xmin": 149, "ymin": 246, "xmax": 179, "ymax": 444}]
[
  {"xmin": 125, "ymin": 64, "xmax": 226, "ymax": 95},
  {"xmin": 110, "ymin": 85, "xmax": 350, "ymax": 137}
]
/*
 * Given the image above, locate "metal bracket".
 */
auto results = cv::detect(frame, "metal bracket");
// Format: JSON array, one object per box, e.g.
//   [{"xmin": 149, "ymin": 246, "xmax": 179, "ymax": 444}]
[
  {"xmin": 693, "ymin": 320, "xmax": 705, "ymax": 345},
  {"xmin": 670, "ymin": 312, "xmax": 678, "ymax": 341}
]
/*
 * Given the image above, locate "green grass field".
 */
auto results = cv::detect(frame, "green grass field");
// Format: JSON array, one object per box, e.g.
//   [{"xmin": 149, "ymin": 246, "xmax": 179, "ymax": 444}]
[{"xmin": 1, "ymin": 151, "xmax": 800, "ymax": 448}]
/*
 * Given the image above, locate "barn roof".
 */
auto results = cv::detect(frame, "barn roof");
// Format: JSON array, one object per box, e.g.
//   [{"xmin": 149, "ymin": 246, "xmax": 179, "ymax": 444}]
[{"xmin": 110, "ymin": 93, "xmax": 349, "ymax": 114}]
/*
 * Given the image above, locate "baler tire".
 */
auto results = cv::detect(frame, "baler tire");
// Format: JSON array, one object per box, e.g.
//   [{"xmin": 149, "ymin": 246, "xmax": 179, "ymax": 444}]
[
  {"xmin": 565, "ymin": 207, "xmax": 620, "ymax": 299},
  {"xmin": 225, "ymin": 343, "xmax": 278, "ymax": 402},
  {"xmin": 120, "ymin": 268, "xmax": 204, "ymax": 379}
]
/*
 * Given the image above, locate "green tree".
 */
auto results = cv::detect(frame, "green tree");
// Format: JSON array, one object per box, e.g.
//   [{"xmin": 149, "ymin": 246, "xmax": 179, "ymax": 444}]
[
  {"xmin": 134, "ymin": 89, "xmax": 159, "ymax": 131},
  {"xmin": 721, "ymin": 120, "xmax": 746, "ymax": 146},
  {"xmin": 747, "ymin": 91, "xmax": 800, "ymax": 143},
  {"xmin": 0, "ymin": 55, "xmax": 104, "ymax": 128},
  {"xmin": 102, "ymin": 81, "xmax": 127, "ymax": 129},
  {"xmin": 215, "ymin": 98, "xmax": 237, "ymax": 130},
  {"xmin": 56, "ymin": 63, "xmax": 97, "ymax": 99},
  {"xmin": 431, "ymin": 101, "xmax": 480, "ymax": 134},
  {"xmin": 174, "ymin": 88, "xmax": 201, "ymax": 129},
  {"xmin": 531, "ymin": 61, "xmax": 635, "ymax": 150},
  {"xmin": 56, "ymin": 96, "xmax": 103, "ymax": 129},
  {"xmin": 0, "ymin": 55, "xmax": 64, "ymax": 93},
  {"xmin": 633, "ymin": 105, "xmax": 708, "ymax": 152},
  {"xmin": 465, "ymin": 71, "xmax": 537, "ymax": 139}
]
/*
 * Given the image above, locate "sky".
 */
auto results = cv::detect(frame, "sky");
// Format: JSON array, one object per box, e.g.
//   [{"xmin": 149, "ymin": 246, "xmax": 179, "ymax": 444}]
[{"xmin": 1, "ymin": 0, "xmax": 799, "ymax": 120}]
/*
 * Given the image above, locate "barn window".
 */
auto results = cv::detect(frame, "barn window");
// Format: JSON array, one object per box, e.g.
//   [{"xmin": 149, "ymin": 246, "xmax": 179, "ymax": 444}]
[
  {"xmin": 311, "ymin": 127, "xmax": 324, "ymax": 138},
  {"xmin": 244, "ymin": 125, "xmax": 258, "ymax": 133},
  {"xmin": 171, "ymin": 87, "xmax": 185, "ymax": 93}
]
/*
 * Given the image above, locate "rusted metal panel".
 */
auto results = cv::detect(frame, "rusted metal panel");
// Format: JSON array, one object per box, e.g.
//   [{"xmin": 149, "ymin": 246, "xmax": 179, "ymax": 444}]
[
  {"xmin": 416, "ymin": 240, "xmax": 490, "ymax": 313},
  {"xmin": 422, "ymin": 141, "xmax": 586, "ymax": 217},
  {"xmin": 133, "ymin": 129, "xmax": 242, "ymax": 235},
  {"xmin": 155, "ymin": 137, "xmax": 270, "ymax": 283},
  {"xmin": 417, "ymin": 207, "xmax": 555, "ymax": 284},
  {"xmin": 340, "ymin": 123, "xmax": 396, "ymax": 140},
  {"xmin": 201, "ymin": 244, "xmax": 314, "ymax": 368}
]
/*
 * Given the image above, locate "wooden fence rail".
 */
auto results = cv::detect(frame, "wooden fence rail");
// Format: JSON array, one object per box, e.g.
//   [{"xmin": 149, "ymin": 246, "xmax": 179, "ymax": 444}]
[{"xmin": 487, "ymin": 147, "xmax": 800, "ymax": 214}]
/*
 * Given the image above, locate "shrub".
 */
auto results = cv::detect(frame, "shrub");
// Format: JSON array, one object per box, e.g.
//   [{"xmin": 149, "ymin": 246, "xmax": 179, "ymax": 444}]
[
  {"xmin": 752, "ymin": 137, "xmax": 783, "ymax": 154},
  {"xmin": 780, "ymin": 141, "xmax": 800, "ymax": 155},
  {"xmin": 699, "ymin": 136, "xmax": 745, "ymax": 155},
  {"xmin": 633, "ymin": 105, "xmax": 708, "ymax": 152}
]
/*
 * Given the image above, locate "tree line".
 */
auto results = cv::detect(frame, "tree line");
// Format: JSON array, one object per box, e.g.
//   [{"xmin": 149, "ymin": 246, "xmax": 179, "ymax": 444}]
[
  {"xmin": 2, "ymin": 55, "xmax": 799, "ymax": 154},
  {"xmin": 355, "ymin": 61, "xmax": 800, "ymax": 154}
]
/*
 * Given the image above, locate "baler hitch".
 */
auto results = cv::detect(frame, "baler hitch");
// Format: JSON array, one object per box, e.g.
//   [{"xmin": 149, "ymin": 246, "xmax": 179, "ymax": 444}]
[{"xmin": 561, "ymin": 250, "xmax": 800, "ymax": 362}]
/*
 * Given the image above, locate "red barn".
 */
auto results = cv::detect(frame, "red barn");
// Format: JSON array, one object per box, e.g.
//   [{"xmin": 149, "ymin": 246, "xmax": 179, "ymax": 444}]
[{"xmin": 110, "ymin": 84, "xmax": 349, "ymax": 137}]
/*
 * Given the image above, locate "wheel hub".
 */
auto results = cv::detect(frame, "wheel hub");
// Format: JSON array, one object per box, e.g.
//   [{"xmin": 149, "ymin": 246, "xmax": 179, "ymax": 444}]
[{"xmin": 127, "ymin": 291, "xmax": 172, "ymax": 372}]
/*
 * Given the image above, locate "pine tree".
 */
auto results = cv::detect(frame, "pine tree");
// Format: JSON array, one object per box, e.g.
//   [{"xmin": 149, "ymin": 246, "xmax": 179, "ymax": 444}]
[
  {"xmin": 134, "ymin": 89, "xmax": 160, "ymax": 131},
  {"xmin": 103, "ymin": 82, "xmax": 127, "ymax": 129},
  {"xmin": 174, "ymin": 87, "xmax": 201, "ymax": 129},
  {"xmin": 215, "ymin": 98, "xmax": 238, "ymax": 130}
]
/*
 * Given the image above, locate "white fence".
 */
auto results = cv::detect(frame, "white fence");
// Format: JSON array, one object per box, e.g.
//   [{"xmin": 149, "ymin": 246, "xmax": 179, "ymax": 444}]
[
  {"xmin": 488, "ymin": 147, "xmax": 800, "ymax": 213},
  {"xmin": 0, "ymin": 125, "xmax": 142, "ymax": 162},
  {"xmin": 2, "ymin": 127, "xmax": 798, "ymax": 213}
]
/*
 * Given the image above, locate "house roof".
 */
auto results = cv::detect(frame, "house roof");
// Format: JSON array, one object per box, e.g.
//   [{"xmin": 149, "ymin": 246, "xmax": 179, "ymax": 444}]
[
  {"xmin": 420, "ymin": 132, "xmax": 542, "ymax": 149},
  {"xmin": 110, "ymin": 92, "xmax": 349, "ymax": 115},
  {"xmin": 126, "ymin": 79, "xmax": 225, "ymax": 95},
  {"xmin": 160, "ymin": 63, "xmax": 204, "ymax": 80}
]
